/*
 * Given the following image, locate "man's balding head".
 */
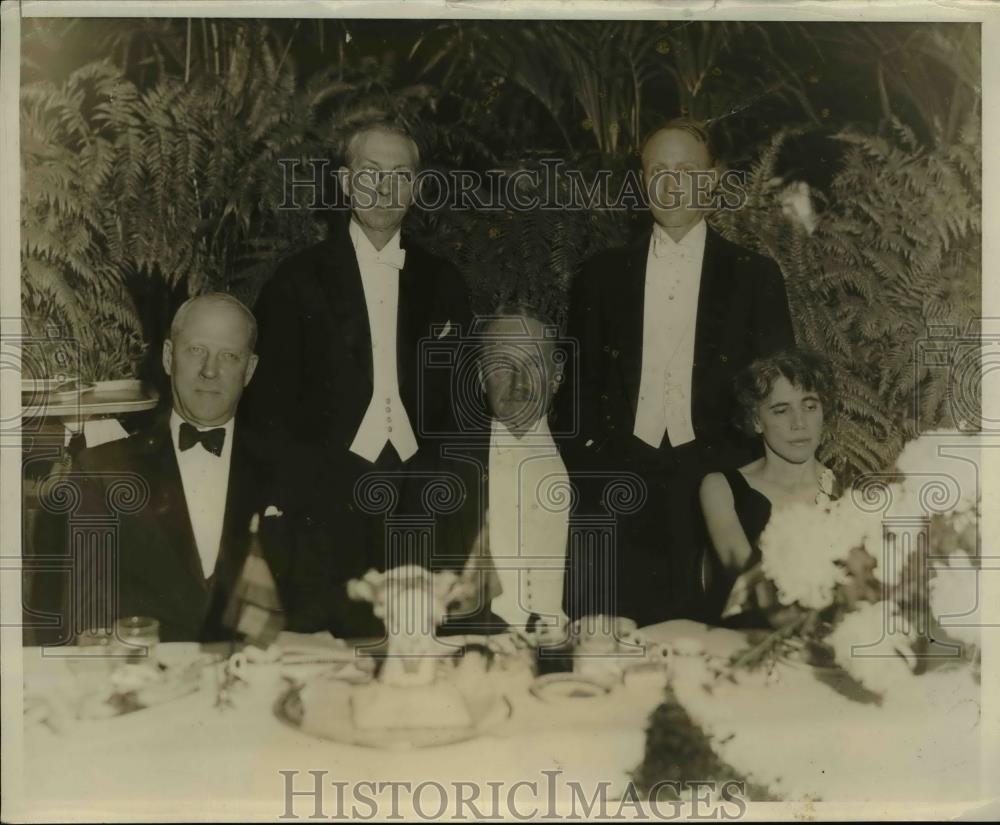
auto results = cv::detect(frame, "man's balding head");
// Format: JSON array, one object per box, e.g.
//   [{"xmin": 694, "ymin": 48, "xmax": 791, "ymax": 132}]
[
  {"xmin": 641, "ymin": 118, "xmax": 719, "ymax": 238},
  {"xmin": 479, "ymin": 305, "xmax": 564, "ymax": 436},
  {"xmin": 169, "ymin": 293, "xmax": 257, "ymax": 352}
]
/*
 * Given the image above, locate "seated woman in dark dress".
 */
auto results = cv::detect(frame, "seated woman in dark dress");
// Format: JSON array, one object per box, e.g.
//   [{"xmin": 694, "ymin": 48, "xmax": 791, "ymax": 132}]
[{"xmin": 698, "ymin": 349, "xmax": 838, "ymax": 626}]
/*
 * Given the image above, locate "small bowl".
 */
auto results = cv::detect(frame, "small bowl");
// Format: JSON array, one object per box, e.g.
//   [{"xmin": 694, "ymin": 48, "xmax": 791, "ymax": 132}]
[{"xmin": 529, "ymin": 672, "xmax": 611, "ymax": 702}]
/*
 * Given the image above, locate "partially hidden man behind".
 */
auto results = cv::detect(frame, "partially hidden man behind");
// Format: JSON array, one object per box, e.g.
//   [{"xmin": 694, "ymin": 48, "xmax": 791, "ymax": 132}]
[
  {"xmin": 445, "ymin": 306, "xmax": 571, "ymax": 634},
  {"xmin": 559, "ymin": 119, "xmax": 796, "ymax": 627},
  {"xmin": 241, "ymin": 117, "xmax": 472, "ymax": 636},
  {"xmin": 75, "ymin": 294, "xmax": 286, "ymax": 642}
]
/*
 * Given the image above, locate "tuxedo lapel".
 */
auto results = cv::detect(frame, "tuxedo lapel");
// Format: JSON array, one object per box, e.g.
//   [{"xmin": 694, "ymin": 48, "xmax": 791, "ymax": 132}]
[
  {"xmin": 396, "ymin": 249, "xmax": 421, "ymax": 395},
  {"xmin": 138, "ymin": 418, "xmax": 207, "ymax": 592},
  {"xmin": 212, "ymin": 427, "xmax": 260, "ymax": 595},
  {"xmin": 621, "ymin": 231, "xmax": 652, "ymax": 415},
  {"xmin": 691, "ymin": 227, "xmax": 728, "ymax": 410},
  {"xmin": 318, "ymin": 225, "xmax": 374, "ymax": 390}
]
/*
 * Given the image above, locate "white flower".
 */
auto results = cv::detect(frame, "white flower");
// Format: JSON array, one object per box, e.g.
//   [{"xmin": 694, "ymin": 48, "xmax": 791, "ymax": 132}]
[
  {"xmin": 347, "ymin": 565, "xmax": 460, "ymax": 631},
  {"xmin": 779, "ymin": 180, "xmax": 818, "ymax": 235},
  {"xmin": 827, "ymin": 601, "xmax": 917, "ymax": 694},
  {"xmin": 759, "ymin": 501, "xmax": 853, "ymax": 609},
  {"xmin": 815, "ymin": 467, "xmax": 837, "ymax": 506}
]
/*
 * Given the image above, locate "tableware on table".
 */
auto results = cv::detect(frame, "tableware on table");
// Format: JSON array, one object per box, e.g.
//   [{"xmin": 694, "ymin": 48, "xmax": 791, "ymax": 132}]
[
  {"xmin": 83, "ymin": 658, "xmax": 205, "ymax": 719},
  {"xmin": 76, "ymin": 626, "xmax": 116, "ymax": 650},
  {"xmin": 529, "ymin": 672, "xmax": 612, "ymax": 702},
  {"xmin": 277, "ymin": 665, "xmax": 511, "ymax": 748},
  {"xmin": 154, "ymin": 642, "xmax": 215, "ymax": 670},
  {"xmin": 571, "ymin": 614, "xmax": 644, "ymax": 652},
  {"xmin": 114, "ymin": 616, "xmax": 160, "ymax": 663},
  {"xmin": 61, "ymin": 631, "xmax": 206, "ymax": 721},
  {"xmin": 570, "ymin": 614, "xmax": 647, "ymax": 686},
  {"xmin": 65, "ymin": 627, "xmax": 119, "ymax": 692}
]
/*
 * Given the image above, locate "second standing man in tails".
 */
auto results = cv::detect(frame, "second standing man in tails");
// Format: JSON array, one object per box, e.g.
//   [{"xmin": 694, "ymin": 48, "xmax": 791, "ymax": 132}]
[{"xmin": 559, "ymin": 119, "xmax": 796, "ymax": 627}]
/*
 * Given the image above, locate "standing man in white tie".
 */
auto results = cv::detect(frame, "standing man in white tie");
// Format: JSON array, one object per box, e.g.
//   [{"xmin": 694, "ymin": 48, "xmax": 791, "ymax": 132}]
[
  {"xmin": 243, "ymin": 117, "xmax": 471, "ymax": 636},
  {"xmin": 559, "ymin": 118, "xmax": 796, "ymax": 627},
  {"xmin": 73, "ymin": 294, "xmax": 287, "ymax": 642}
]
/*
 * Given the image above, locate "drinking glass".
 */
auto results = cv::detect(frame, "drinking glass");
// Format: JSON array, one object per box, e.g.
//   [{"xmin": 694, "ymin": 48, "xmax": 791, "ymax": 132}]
[
  {"xmin": 114, "ymin": 616, "xmax": 160, "ymax": 663},
  {"xmin": 66, "ymin": 627, "xmax": 117, "ymax": 698}
]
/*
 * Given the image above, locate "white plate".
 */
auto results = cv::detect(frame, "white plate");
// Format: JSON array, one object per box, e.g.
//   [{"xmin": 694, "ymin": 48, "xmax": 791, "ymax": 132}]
[
  {"xmin": 529, "ymin": 672, "xmax": 611, "ymax": 701},
  {"xmin": 277, "ymin": 676, "xmax": 511, "ymax": 748}
]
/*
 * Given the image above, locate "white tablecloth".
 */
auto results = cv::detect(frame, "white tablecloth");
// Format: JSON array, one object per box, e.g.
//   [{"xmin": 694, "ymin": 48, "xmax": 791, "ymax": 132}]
[
  {"xmin": 640, "ymin": 623, "xmax": 986, "ymax": 805},
  {"xmin": 14, "ymin": 621, "xmax": 990, "ymax": 821},
  {"xmin": 17, "ymin": 630, "xmax": 671, "ymax": 822}
]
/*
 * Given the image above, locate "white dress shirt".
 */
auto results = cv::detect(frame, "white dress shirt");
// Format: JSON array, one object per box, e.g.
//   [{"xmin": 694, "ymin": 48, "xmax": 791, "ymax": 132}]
[
  {"xmin": 170, "ymin": 411, "xmax": 234, "ymax": 578},
  {"xmin": 487, "ymin": 417, "xmax": 570, "ymax": 627},
  {"xmin": 347, "ymin": 219, "xmax": 419, "ymax": 463},
  {"xmin": 633, "ymin": 219, "xmax": 706, "ymax": 449}
]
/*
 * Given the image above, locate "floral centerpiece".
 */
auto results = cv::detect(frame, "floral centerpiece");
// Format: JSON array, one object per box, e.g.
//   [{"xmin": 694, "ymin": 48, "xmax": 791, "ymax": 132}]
[
  {"xmin": 347, "ymin": 565, "xmax": 474, "ymax": 686},
  {"xmin": 636, "ymin": 432, "xmax": 982, "ymax": 800},
  {"xmin": 278, "ymin": 565, "xmax": 504, "ymax": 743},
  {"xmin": 720, "ymin": 432, "xmax": 981, "ymax": 692}
]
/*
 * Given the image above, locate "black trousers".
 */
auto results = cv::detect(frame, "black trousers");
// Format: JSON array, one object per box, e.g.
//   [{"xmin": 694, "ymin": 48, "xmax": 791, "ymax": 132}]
[
  {"xmin": 278, "ymin": 439, "xmax": 473, "ymax": 637},
  {"xmin": 563, "ymin": 438, "xmax": 712, "ymax": 628}
]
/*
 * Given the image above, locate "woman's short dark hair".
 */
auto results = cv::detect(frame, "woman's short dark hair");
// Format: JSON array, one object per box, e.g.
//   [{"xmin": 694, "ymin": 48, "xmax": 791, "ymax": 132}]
[{"xmin": 733, "ymin": 349, "xmax": 837, "ymax": 437}]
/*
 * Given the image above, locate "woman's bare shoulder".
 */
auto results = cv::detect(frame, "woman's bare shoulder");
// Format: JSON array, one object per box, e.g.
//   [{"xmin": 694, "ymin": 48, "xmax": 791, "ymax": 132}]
[{"xmin": 699, "ymin": 470, "xmax": 733, "ymax": 499}]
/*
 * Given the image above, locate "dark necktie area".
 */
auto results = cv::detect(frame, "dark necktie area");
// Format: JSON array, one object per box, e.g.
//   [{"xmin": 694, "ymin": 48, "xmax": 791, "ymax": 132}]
[{"xmin": 178, "ymin": 422, "xmax": 226, "ymax": 457}]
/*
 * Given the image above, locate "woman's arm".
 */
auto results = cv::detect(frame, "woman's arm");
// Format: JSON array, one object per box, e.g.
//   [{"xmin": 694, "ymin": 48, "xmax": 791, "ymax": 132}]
[{"xmin": 699, "ymin": 472, "xmax": 756, "ymax": 574}]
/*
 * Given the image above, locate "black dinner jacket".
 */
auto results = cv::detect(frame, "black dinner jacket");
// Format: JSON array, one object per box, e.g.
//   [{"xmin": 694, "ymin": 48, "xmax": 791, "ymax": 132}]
[
  {"xmin": 241, "ymin": 215, "xmax": 472, "ymax": 459},
  {"xmin": 74, "ymin": 412, "xmax": 286, "ymax": 643},
  {"xmin": 559, "ymin": 224, "xmax": 796, "ymax": 472}
]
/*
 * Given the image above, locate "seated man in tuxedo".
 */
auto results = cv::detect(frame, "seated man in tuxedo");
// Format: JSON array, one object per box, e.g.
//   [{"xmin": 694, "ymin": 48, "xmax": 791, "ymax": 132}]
[
  {"xmin": 559, "ymin": 118, "xmax": 796, "ymax": 627},
  {"xmin": 74, "ymin": 293, "xmax": 284, "ymax": 642},
  {"xmin": 447, "ymin": 305, "xmax": 571, "ymax": 633}
]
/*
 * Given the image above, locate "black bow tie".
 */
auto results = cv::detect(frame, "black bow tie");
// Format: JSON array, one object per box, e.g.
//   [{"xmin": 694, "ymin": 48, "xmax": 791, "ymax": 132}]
[{"xmin": 178, "ymin": 422, "xmax": 226, "ymax": 457}]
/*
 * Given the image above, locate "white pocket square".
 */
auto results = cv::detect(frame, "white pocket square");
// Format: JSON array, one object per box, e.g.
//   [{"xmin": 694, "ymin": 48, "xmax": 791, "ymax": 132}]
[
  {"xmin": 436, "ymin": 320, "xmax": 453, "ymax": 339},
  {"xmin": 264, "ymin": 505, "xmax": 284, "ymax": 518}
]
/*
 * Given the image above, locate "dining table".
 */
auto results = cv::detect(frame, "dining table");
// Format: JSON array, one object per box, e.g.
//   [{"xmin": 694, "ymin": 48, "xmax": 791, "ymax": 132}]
[{"xmin": 11, "ymin": 620, "xmax": 989, "ymax": 822}]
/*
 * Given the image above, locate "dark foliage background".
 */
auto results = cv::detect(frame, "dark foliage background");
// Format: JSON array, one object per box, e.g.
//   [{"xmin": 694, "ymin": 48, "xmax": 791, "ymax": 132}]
[{"xmin": 19, "ymin": 17, "xmax": 981, "ymax": 482}]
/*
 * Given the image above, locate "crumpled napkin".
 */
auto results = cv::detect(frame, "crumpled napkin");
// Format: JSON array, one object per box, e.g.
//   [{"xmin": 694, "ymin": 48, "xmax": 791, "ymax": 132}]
[{"xmin": 25, "ymin": 658, "xmax": 208, "ymax": 733}]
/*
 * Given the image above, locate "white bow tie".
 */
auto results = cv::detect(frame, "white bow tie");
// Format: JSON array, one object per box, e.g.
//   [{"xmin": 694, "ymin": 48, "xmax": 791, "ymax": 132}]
[
  {"xmin": 372, "ymin": 245, "xmax": 406, "ymax": 270},
  {"xmin": 652, "ymin": 230, "xmax": 679, "ymax": 259}
]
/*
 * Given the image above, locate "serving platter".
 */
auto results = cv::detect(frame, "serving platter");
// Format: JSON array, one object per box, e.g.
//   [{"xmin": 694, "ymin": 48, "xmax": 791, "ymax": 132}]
[
  {"xmin": 276, "ymin": 672, "xmax": 511, "ymax": 749},
  {"xmin": 22, "ymin": 378, "xmax": 159, "ymax": 418}
]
